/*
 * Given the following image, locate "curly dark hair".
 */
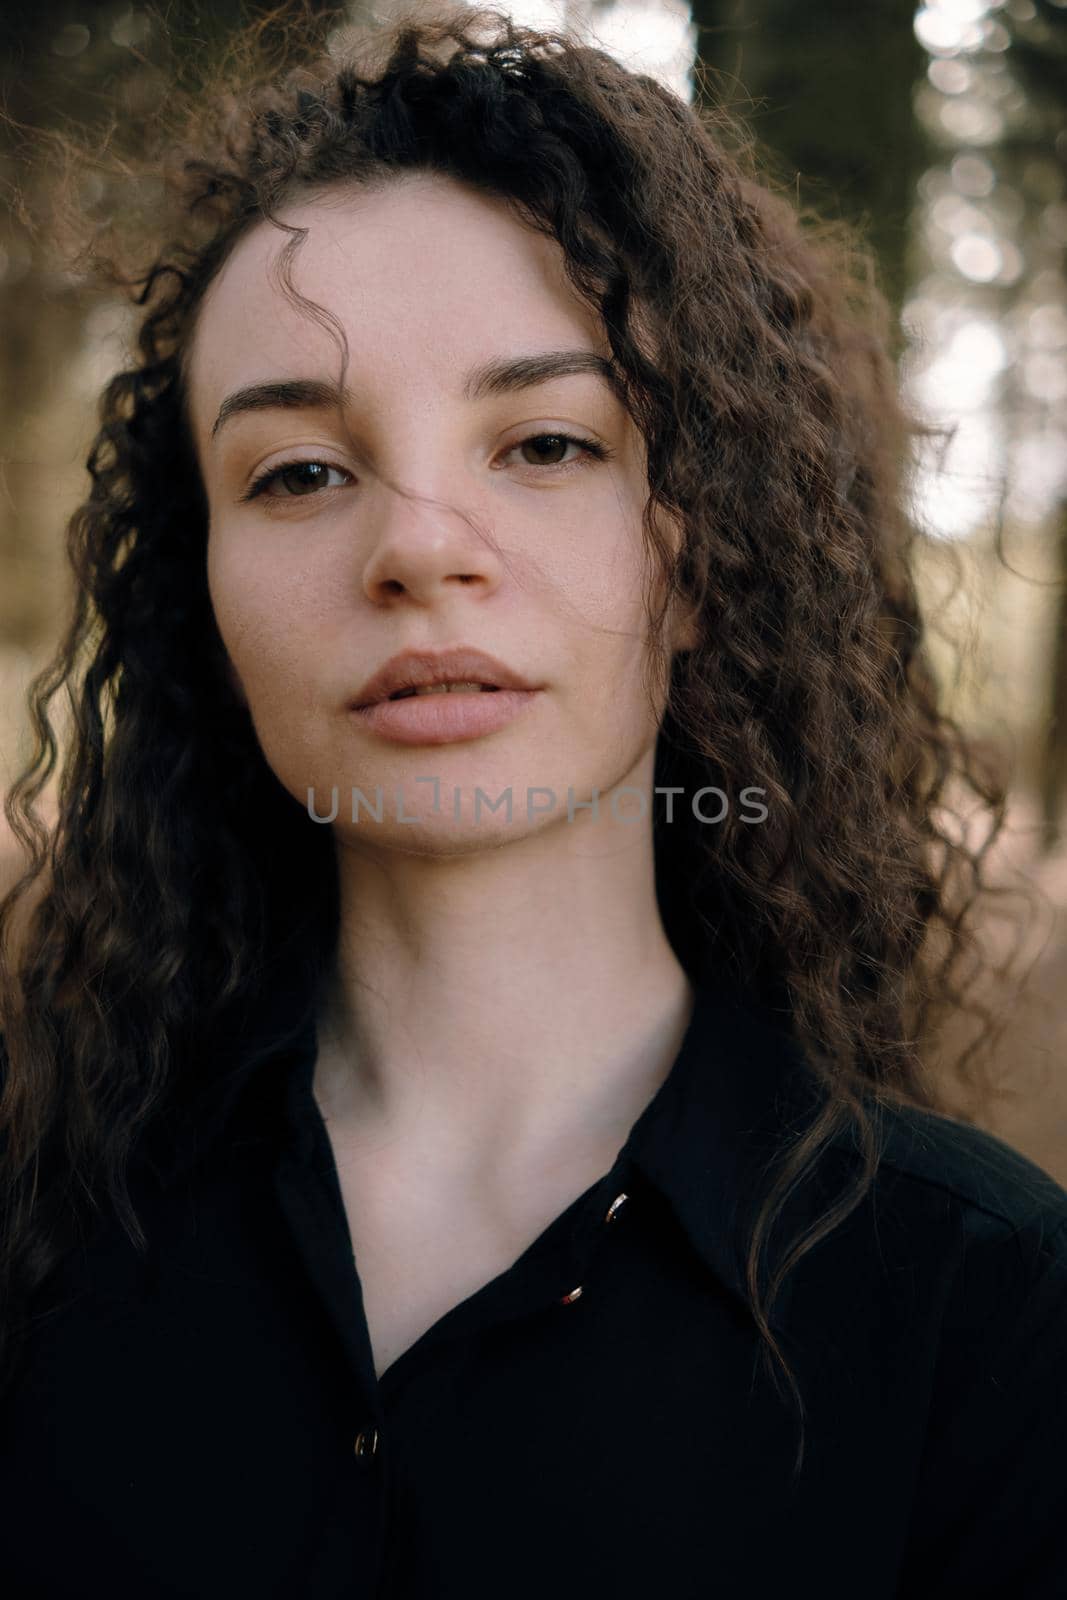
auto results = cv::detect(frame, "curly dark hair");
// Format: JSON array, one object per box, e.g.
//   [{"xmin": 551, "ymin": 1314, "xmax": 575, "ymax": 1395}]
[{"xmin": 0, "ymin": 0, "xmax": 1027, "ymax": 1477}]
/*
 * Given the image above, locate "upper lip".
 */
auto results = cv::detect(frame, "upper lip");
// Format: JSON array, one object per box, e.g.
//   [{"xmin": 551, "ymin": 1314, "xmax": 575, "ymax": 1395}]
[{"xmin": 350, "ymin": 647, "xmax": 539, "ymax": 709}]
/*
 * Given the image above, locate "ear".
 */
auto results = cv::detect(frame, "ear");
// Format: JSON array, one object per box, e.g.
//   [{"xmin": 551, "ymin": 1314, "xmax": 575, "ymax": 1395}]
[
  {"xmin": 669, "ymin": 593, "xmax": 701, "ymax": 655},
  {"xmin": 662, "ymin": 514, "xmax": 700, "ymax": 655},
  {"xmin": 653, "ymin": 503, "xmax": 699, "ymax": 655},
  {"xmin": 226, "ymin": 657, "xmax": 249, "ymax": 710}
]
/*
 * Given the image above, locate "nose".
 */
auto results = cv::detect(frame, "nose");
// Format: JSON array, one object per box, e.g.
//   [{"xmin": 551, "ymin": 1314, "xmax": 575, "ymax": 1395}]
[{"xmin": 360, "ymin": 475, "xmax": 504, "ymax": 607}]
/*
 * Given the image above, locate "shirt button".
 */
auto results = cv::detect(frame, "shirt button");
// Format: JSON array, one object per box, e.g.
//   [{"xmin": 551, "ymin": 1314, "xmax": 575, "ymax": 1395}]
[
  {"xmin": 354, "ymin": 1426, "xmax": 379, "ymax": 1459},
  {"xmin": 604, "ymin": 1191, "xmax": 629, "ymax": 1223}
]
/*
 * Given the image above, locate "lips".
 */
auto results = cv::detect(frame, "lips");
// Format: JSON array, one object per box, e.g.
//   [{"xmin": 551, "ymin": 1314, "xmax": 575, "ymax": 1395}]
[
  {"xmin": 350, "ymin": 685, "xmax": 540, "ymax": 746},
  {"xmin": 388, "ymin": 682, "xmax": 498, "ymax": 700},
  {"xmin": 350, "ymin": 647, "xmax": 538, "ymax": 709}
]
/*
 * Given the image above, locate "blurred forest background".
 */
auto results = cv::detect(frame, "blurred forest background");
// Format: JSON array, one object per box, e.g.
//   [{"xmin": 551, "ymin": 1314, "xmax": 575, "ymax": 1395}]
[{"xmin": 1, "ymin": 0, "xmax": 1066, "ymax": 1174}]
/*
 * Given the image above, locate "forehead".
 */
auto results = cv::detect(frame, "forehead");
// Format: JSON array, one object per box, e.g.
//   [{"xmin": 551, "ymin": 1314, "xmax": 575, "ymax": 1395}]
[{"xmin": 185, "ymin": 174, "xmax": 608, "ymax": 438}]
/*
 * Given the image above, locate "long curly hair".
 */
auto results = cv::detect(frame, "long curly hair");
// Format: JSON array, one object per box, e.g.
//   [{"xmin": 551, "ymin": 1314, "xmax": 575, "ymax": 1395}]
[{"xmin": 0, "ymin": 0, "xmax": 1027, "ymax": 1475}]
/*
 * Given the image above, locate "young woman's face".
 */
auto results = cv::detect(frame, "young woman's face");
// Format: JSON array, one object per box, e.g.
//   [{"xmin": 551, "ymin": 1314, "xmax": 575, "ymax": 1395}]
[{"xmin": 187, "ymin": 172, "xmax": 694, "ymax": 852}]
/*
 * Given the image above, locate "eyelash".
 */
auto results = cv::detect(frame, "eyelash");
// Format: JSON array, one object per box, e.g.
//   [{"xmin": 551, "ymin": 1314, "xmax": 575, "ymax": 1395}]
[{"xmin": 238, "ymin": 431, "xmax": 613, "ymax": 504}]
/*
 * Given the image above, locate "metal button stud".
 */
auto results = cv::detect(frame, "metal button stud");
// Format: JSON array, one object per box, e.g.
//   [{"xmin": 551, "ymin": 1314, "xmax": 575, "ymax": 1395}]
[
  {"xmin": 558, "ymin": 1193, "xmax": 630, "ymax": 1305},
  {"xmin": 354, "ymin": 1426, "xmax": 379, "ymax": 1458}
]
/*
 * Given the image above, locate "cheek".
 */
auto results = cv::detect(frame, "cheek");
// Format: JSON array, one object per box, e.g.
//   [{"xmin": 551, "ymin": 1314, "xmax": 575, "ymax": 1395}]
[
  {"xmin": 207, "ymin": 537, "xmax": 313, "ymax": 691},
  {"xmin": 551, "ymin": 497, "xmax": 649, "ymax": 627},
  {"xmin": 205, "ymin": 535, "xmax": 249, "ymax": 653},
  {"xmin": 566, "ymin": 568, "xmax": 663, "ymax": 738}
]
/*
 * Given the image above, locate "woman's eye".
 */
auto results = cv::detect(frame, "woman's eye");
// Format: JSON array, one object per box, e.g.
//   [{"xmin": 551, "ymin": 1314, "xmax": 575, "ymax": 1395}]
[
  {"xmin": 241, "ymin": 460, "xmax": 351, "ymax": 502},
  {"xmin": 506, "ymin": 432, "xmax": 609, "ymax": 471}
]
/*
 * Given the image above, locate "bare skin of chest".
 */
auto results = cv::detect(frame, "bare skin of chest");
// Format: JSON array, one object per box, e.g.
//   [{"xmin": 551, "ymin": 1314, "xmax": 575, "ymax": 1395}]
[{"xmin": 323, "ymin": 1121, "xmax": 622, "ymax": 1380}]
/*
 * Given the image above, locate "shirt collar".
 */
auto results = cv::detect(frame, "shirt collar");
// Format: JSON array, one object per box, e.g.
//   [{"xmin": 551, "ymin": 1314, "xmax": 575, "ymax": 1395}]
[
  {"xmin": 138, "ymin": 958, "xmax": 825, "ymax": 1334},
  {"xmin": 622, "ymin": 978, "xmax": 828, "ymax": 1331},
  {"xmin": 136, "ymin": 941, "xmax": 327, "ymax": 1187}
]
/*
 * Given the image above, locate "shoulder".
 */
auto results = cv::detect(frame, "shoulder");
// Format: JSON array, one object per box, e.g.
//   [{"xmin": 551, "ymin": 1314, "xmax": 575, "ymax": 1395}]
[
  {"xmin": 711, "ymin": 988, "xmax": 1067, "ymax": 1295},
  {"xmin": 881, "ymin": 1103, "xmax": 1067, "ymax": 1371},
  {"xmin": 732, "ymin": 990, "xmax": 1067, "ymax": 1259},
  {"xmin": 864, "ymin": 1096, "xmax": 1067, "ymax": 1290},
  {"xmin": 848, "ymin": 1110, "xmax": 1067, "ymax": 1587},
  {"xmin": 727, "ymin": 977, "xmax": 1067, "ymax": 1258},
  {"xmin": 730, "ymin": 989, "xmax": 1067, "ymax": 1356},
  {"xmin": 800, "ymin": 1091, "xmax": 1067, "ymax": 1434}
]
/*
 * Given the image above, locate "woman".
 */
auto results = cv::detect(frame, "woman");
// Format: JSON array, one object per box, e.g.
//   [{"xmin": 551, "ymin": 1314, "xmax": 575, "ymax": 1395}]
[{"xmin": 1, "ymin": 4, "xmax": 1064, "ymax": 1595}]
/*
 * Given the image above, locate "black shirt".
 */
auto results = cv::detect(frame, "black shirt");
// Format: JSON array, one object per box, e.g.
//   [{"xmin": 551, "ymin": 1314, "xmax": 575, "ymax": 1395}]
[{"xmin": 2, "ymin": 965, "xmax": 1067, "ymax": 1599}]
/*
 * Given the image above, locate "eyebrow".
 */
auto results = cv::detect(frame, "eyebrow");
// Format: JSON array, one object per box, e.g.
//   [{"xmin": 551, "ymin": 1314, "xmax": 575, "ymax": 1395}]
[{"xmin": 209, "ymin": 349, "xmax": 628, "ymax": 441}]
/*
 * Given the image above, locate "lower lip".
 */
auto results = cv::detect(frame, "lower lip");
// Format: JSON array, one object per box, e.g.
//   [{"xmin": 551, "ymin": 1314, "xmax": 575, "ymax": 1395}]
[{"xmin": 349, "ymin": 688, "xmax": 541, "ymax": 745}]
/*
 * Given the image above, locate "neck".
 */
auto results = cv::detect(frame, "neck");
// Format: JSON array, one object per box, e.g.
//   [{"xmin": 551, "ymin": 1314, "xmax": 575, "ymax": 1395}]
[{"xmin": 313, "ymin": 781, "xmax": 694, "ymax": 1181}]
